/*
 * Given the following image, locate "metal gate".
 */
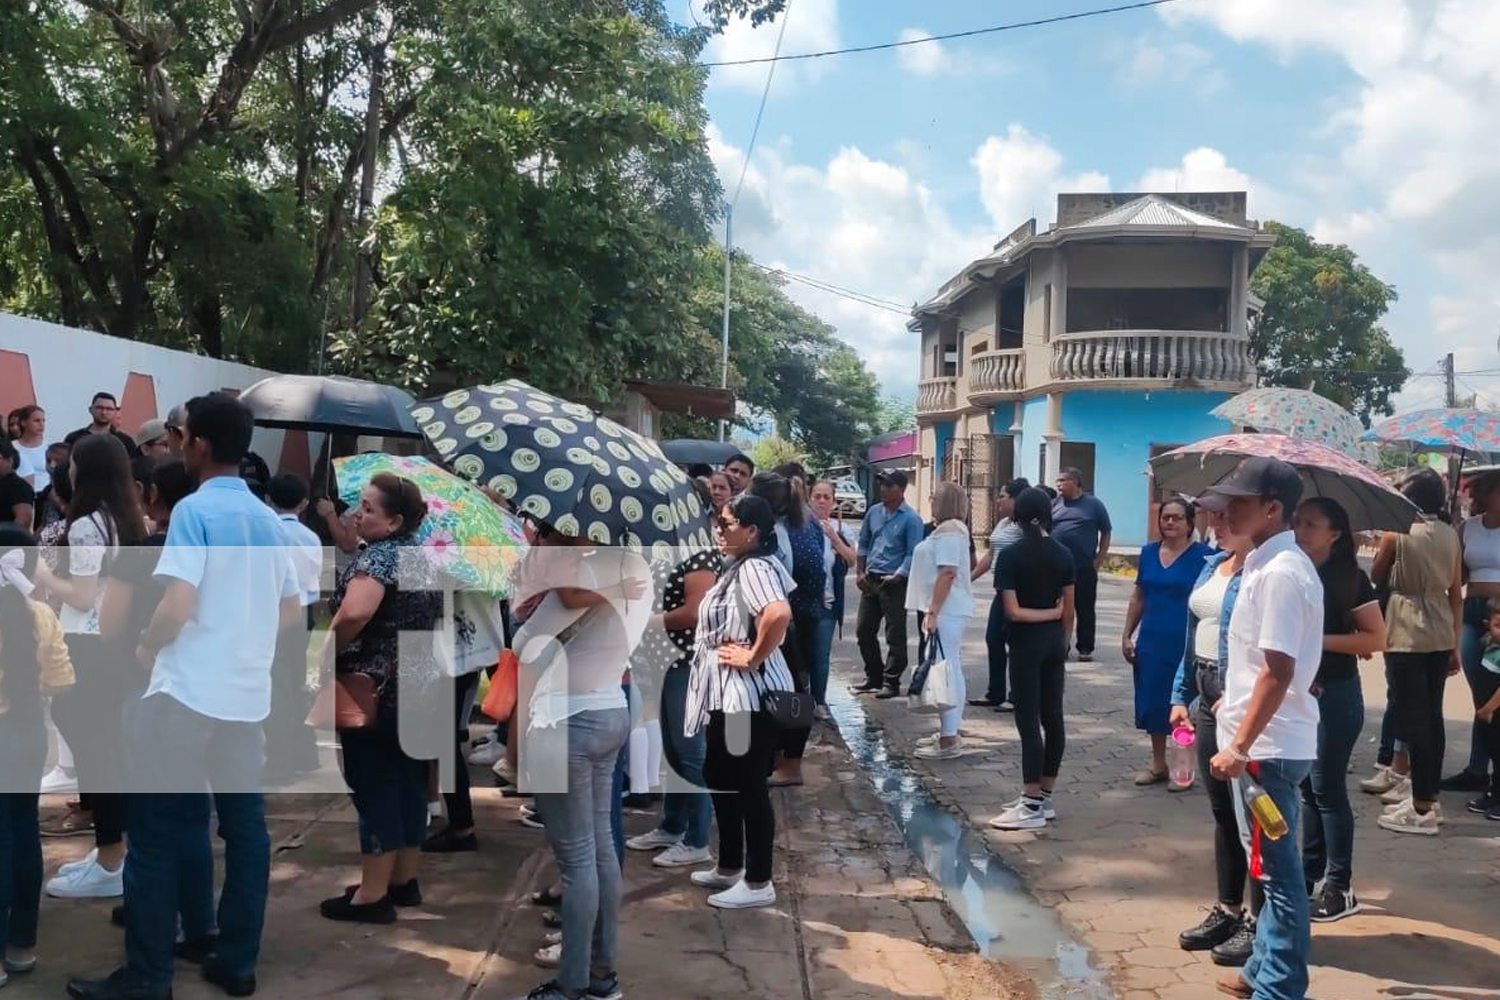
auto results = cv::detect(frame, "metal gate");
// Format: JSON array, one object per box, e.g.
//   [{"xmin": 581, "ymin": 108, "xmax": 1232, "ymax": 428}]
[{"xmin": 943, "ymin": 434, "xmax": 997, "ymax": 536}]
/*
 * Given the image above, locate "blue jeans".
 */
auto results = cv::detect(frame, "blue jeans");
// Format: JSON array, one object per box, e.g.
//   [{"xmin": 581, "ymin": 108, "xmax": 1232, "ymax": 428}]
[
  {"xmin": 533, "ymin": 708, "xmax": 631, "ymax": 992},
  {"xmin": 796, "ymin": 606, "xmax": 838, "ymax": 706},
  {"xmin": 1233, "ymin": 758, "xmax": 1314, "ymax": 1000},
  {"xmin": 123, "ymin": 693, "xmax": 270, "ymax": 988},
  {"xmin": 1460, "ymin": 598, "xmax": 1492, "ymax": 774},
  {"xmin": 1301, "ymin": 677, "xmax": 1364, "ymax": 890},
  {"xmin": 0, "ymin": 712, "xmax": 46, "ymax": 952},
  {"xmin": 658, "ymin": 665, "xmax": 710, "ymax": 849}
]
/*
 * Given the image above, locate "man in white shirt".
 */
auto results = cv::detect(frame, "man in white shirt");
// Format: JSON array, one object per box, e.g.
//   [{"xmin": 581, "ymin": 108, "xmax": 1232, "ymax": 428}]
[
  {"xmin": 1201, "ymin": 457, "xmax": 1323, "ymax": 1000},
  {"xmin": 68, "ymin": 394, "xmax": 299, "ymax": 1000},
  {"xmin": 265, "ymin": 473, "xmax": 326, "ymax": 784}
]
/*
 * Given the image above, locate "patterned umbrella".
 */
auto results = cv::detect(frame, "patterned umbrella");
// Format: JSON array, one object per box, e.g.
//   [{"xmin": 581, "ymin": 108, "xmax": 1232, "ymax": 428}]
[
  {"xmin": 335, "ymin": 453, "xmax": 527, "ymax": 597},
  {"xmin": 1211, "ymin": 388, "xmax": 1368, "ymax": 460},
  {"xmin": 409, "ymin": 381, "xmax": 714, "ymax": 560},
  {"xmin": 1150, "ymin": 433, "xmax": 1419, "ymax": 532},
  {"xmin": 1364, "ymin": 408, "xmax": 1500, "ymax": 458}
]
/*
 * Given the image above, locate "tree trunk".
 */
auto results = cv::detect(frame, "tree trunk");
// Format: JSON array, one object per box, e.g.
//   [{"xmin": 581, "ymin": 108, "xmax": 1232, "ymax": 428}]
[
  {"xmin": 350, "ymin": 36, "xmax": 386, "ymax": 328},
  {"xmin": 193, "ymin": 293, "xmax": 225, "ymax": 358}
]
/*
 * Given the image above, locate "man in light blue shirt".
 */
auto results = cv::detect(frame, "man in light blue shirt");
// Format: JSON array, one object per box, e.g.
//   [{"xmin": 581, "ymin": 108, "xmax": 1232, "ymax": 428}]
[
  {"xmin": 69, "ymin": 394, "xmax": 299, "ymax": 1000},
  {"xmin": 854, "ymin": 471, "xmax": 925, "ymax": 697}
]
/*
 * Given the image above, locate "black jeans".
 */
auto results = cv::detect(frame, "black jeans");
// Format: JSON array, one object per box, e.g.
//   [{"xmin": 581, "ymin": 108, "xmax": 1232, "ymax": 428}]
[
  {"xmin": 1386, "ymin": 650, "xmax": 1450, "ymax": 803},
  {"xmin": 856, "ymin": 575, "xmax": 909, "ymax": 689},
  {"xmin": 984, "ymin": 596, "xmax": 1008, "ymax": 703},
  {"xmin": 265, "ymin": 618, "xmax": 318, "ymax": 778},
  {"xmin": 340, "ymin": 704, "xmax": 430, "ymax": 855},
  {"xmin": 1072, "ymin": 563, "xmax": 1099, "ymax": 655},
  {"xmin": 51, "ymin": 634, "xmax": 130, "ymax": 847},
  {"xmin": 1008, "ymin": 622, "xmax": 1067, "ymax": 784},
  {"xmin": 1469, "ymin": 667, "xmax": 1500, "ymax": 798},
  {"xmin": 703, "ymin": 711, "xmax": 778, "ymax": 884},
  {"xmin": 0, "ymin": 711, "xmax": 46, "ymax": 952},
  {"xmin": 1195, "ymin": 695, "xmax": 1252, "ymax": 909},
  {"xmin": 443, "ymin": 672, "xmax": 481, "ymax": 831}
]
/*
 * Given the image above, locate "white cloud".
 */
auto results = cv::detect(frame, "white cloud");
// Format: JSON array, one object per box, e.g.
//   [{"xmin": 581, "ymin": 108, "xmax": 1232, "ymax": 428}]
[
  {"xmin": 1138, "ymin": 147, "xmax": 1251, "ymax": 195},
  {"xmin": 705, "ymin": 0, "xmax": 840, "ymax": 93},
  {"xmin": 896, "ymin": 28, "xmax": 944, "ymax": 76},
  {"xmin": 971, "ymin": 125, "xmax": 1110, "ymax": 231},
  {"xmin": 1118, "ymin": 37, "xmax": 1228, "ymax": 94},
  {"xmin": 707, "ymin": 125, "xmax": 992, "ymax": 397}
]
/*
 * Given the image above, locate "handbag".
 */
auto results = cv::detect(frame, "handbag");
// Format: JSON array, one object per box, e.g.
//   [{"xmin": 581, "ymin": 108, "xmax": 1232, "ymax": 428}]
[
  {"xmin": 761, "ymin": 686, "xmax": 817, "ymax": 729},
  {"xmin": 305, "ymin": 671, "xmax": 381, "ymax": 731},
  {"xmin": 479, "ymin": 649, "xmax": 520, "ymax": 722},
  {"xmin": 908, "ymin": 634, "xmax": 957, "ymax": 715}
]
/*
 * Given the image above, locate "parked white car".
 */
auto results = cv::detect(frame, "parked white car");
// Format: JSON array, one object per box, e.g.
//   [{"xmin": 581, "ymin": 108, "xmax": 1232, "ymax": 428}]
[{"xmin": 833, "ymin": 479, "xmax": 866, "ymax": 517}]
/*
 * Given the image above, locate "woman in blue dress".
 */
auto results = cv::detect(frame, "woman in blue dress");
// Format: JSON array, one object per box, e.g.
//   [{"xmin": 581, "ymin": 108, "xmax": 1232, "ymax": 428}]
[{"xmin": 1122, "ymin": 498, "xmax": 1212, "ymax": 786}]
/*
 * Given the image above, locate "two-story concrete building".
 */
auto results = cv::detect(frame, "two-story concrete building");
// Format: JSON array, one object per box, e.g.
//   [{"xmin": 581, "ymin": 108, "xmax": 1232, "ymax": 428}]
[{"xmin": 911, "ymin": 191, "xmax": 1276, "ymax": 548}]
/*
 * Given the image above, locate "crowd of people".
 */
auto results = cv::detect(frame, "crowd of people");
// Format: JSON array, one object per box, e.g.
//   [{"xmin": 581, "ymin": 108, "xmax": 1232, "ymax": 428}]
[{"xmin": 4, "ymin": 389, "xmax": 1499, "ymax": 1000}]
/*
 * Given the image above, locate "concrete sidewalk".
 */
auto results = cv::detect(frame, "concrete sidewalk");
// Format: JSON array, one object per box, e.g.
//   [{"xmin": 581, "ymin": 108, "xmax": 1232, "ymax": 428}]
[
  {"xmin": 840, "ymin": 574, "xmax": 1500, "ymax": 1000},
  {"xmin": 27, "ymin": 727, "xmax": 1016, "ymax": 1000}
]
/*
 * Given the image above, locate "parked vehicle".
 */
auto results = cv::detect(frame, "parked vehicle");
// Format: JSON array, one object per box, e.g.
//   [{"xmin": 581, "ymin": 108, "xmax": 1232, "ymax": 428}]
[{"xmin": 833, "ymin": 478, "xmax": 866, "ymax": 517}]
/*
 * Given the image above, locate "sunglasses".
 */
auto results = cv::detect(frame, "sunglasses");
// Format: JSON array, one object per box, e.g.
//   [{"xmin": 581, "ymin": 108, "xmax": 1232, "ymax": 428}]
[{"xmin": 715, "ymin": 516, "xmax": 742, "ymax": 532}]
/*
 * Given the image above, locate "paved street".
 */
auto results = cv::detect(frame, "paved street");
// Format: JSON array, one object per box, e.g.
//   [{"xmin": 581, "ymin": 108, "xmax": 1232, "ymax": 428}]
[{"xmin": 836, "ymin": 574, "xmax": 1500, "ymax": 1000}]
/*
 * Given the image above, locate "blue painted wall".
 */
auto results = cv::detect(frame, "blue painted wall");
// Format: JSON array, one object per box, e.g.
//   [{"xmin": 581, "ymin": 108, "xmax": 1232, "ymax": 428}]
[
  {"xmin": 1059, "ymin": 390, "xmax": 1232, "ymax": 548},
  {"xmin": 933, "ymin": 420, "xmax": 956, "ymax": 471},
  {"xmin": 1019, "ymin": 397, "xmax": 1050, "ymax": 483}
]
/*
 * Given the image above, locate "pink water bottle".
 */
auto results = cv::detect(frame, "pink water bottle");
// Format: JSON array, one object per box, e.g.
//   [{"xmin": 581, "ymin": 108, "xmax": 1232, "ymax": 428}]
[{"xmin": 1168, "ymin": 726, "xmax": 1196, "ymax": 788}]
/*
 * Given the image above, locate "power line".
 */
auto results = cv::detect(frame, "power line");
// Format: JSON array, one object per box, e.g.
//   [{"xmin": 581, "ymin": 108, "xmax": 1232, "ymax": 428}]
[
  {"xmin": 730, "ymin": 0, "xmax": 793, "ymax": 210},
  {"xmin": 749, "ymin": 261, "xmax": 911, "ymax": 314},
  {"xmin": 702, "ymin": 0, "xmax": 1193, "ymax": 67}
]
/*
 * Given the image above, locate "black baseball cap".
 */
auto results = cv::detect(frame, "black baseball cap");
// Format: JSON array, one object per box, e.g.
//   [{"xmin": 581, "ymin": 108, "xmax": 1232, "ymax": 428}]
[
  {"xmin": 1199, "ymin": 456, "xmax": 1303, "ymax": 512},
  {"xmin": 878, "ymin": 470, "xmax": 909, "ymax": 489}
]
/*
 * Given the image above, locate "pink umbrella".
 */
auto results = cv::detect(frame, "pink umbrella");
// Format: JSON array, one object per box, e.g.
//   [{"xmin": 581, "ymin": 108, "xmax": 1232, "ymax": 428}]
[{"xmin": 1150, "ymin": 433, "xmax": 1418, "ymax": 532}]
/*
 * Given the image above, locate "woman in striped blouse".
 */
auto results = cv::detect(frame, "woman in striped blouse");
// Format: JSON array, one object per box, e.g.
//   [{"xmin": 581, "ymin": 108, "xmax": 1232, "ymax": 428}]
[{"xmin": 684, "ymin": 494, "xmax": 795, "ymax": 911}]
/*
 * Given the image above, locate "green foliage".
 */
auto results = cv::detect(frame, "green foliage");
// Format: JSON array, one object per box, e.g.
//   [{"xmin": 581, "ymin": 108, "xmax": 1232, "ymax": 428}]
[
  {"xmin": 750, "ymin": 436, "xmax": 805, "ymax": 471},
  {"xmin": 875, "ymin": 395, "xmax": 916, "ymax": 434},
  {"xmin": 1250, "ymin": 222, "xmax": 1409, "ymax": 425},
  {"xmin": 699, "ymin": 0, "xmax": 787, "ymax": 28}
]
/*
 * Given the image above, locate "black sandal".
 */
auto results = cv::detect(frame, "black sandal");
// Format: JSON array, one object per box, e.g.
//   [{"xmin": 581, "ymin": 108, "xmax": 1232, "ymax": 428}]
[{"xmin": 530, "ymin": 887, "xmax": 563, "ymax": 907}]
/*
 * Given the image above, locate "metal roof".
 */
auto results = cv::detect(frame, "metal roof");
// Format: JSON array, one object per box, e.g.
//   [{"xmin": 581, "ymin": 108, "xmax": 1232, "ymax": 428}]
[{"xmin": 1063, "ymin": 194, "xmax": 1248, "ymax": 231}]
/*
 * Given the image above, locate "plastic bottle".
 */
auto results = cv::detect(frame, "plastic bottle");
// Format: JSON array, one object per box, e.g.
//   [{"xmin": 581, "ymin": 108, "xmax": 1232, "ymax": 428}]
[
  {"xmin": 1167, "ymin": 727, "xmax": 1196, "ymax": 787},
  {"xmin": 1242, "ymin": 776, "xmax": 1289, "ymax": 840}
]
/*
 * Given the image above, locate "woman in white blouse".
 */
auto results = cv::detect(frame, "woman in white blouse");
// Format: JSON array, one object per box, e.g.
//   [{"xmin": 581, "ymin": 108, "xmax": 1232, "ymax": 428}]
[
  {"xmin": 907, "ymin": 483, "xmax": 975, "ymax": 760},
  {"xmin": 684, "ymin": 494, "xmax": 794, "ymax": 911}
]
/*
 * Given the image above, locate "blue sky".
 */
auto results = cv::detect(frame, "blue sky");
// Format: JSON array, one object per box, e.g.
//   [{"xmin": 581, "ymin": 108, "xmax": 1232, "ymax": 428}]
[{"xmin": 687, "ymin": 0, "xmax": 1500, "ymax": 413}]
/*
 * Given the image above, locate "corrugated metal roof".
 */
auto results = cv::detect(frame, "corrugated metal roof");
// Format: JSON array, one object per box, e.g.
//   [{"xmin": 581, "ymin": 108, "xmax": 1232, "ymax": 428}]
[{"xmin": 1066, "ymin": 194, "xmax": 1247, "ymax": 230}]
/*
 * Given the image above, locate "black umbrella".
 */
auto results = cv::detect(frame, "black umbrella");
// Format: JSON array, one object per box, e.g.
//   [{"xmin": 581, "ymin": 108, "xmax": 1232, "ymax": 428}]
[
  {"xmin": 659, "ymin": 439, "xmax": 742, "ymax": 468},
  {"xmin": 240, "ymin": 374, "xmax": 421, "ymax": 438},
  {"xmin": 410, "ymin": 381, "xmax": 714, "ymax": 559}
]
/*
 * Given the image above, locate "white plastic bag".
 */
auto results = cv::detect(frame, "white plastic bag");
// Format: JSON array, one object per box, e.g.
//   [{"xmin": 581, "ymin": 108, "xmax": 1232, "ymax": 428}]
[{"xmin": 909, "ymin": 635, "xmax": 958, "ymax": 715}]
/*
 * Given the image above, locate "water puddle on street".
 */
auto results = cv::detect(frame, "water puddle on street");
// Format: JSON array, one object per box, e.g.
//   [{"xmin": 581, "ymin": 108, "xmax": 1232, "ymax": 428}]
[{"xmin": 828, "ymin": 687, "xmax": 1116, "ymax": 1000}]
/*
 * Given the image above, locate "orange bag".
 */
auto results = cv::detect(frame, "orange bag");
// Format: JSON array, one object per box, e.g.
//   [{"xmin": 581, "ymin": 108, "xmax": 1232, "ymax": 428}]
[{"xmin": 480, "ymin": 649, "xmax": 519, "ymax": 722}]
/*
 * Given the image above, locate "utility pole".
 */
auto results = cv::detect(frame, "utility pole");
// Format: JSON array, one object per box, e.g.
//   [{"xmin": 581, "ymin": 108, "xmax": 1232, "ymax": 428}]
[
  {"xmin": 718, "ymin": 203, "xmax": 733, "ymax": 443},
  {"xmin": 1443, "ymin": 351, "xmax": 1457, "ymax": 407}
]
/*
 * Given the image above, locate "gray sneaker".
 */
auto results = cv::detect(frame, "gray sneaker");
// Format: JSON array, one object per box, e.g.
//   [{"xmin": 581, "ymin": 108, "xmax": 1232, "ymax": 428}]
[{"xmin": 588, "ymin": 974, "xmax": 624, "ymax": 1000}]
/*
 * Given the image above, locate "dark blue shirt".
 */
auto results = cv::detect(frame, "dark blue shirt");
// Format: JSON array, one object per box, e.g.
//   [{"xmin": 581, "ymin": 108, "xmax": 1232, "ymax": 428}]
[{"xmin": 1051, "ymin": 494, "xmax": 1112, "ymax": 566}]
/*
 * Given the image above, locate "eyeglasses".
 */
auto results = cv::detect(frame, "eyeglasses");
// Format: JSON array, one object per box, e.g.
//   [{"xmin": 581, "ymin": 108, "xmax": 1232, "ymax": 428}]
[
  {"xmin": 716, "ymin": 517, "xmax": 741, "ymax": 532},
  {"xmin": 1159, "ymin": 513, "xmax": 1188, "ymax": 522}
]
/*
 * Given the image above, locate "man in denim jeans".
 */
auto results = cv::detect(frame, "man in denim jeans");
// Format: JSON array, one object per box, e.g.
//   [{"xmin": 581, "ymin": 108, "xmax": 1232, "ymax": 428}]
[{"xmin": 1201, "ymin": 458, "xmax": 1324, "ymax": 1000}]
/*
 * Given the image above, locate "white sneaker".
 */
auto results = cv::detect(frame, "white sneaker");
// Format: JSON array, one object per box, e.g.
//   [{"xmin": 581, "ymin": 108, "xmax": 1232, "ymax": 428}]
[
  {"xmin": 707, "ymin": 880, "xmax": 776, "ymax": 910},
  {"xmin": 1377, "ymin": 800, "xmax": 1440, "ymax": 836},
  {"xmin": 625, "ymin": 828, "xmax": 682, "ymax": 852},
  {"xmin": 543, "ymin": 931, "xmax": 561, "ymax": 946},
  {"xmin": 916, "ymin": 732, "xmax": 942, "ymax": 748},
  {"xmin": 40, "ymin": 766, "xmax": 78, "ymax": 795},
  {"xmin": 533, "ymin": 942, "xmax": 561, "ymax": 968},
  {"xmin": 653, "ymin": 843, "xmax": 713, "ymax": 868},
  {"xmin": 468, "ymin": 740, "xmax": 505, "ymax": 767},
  {"xmin": 1001, "ymin": 794, "xmax": 1056, "ymax": 820},
  {"xmin": 56, "ymin": 848, "xmax": 99, "ymax": 877},
  {"xmin": 690, "ymin": 868, "xmax": 744, "ymax": 890},
  {"xmin": 492, "ymin": 757, "xmax": 518, "ymax": 785},
  {"xmin": 1359, "ymin": 766, "xmax": 1400, "ymax": 794},
  {"xmin": 914, "ymin": 740, "xmax": 963, "ymax": 760},
  {"xmin": 46, "ymin": 856, "xmax": 124, "ymax": 899},
  {"xmin": 1379, "ymin": 777, "xmax": 1413, "ymax": 805},
  {"xmin": 988, "ymin": 798, "xmax": 1048, "ymax": 831}
]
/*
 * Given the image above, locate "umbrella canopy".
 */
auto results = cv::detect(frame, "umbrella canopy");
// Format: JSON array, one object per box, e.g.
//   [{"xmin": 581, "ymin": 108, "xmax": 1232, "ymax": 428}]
[
  {"xmin": 1364, "ymin": 407, "xmax": 1500, "ymax": 458},
  {"xmin": 1211, "ymin": 387, "xmax": 1369, "ymax": 460},
  {"xmin": 658, "ymin": 439, "xmax": 742, "ymax": 468},
  {"xmin": 334, "ymin": 453, "xmax": 527, "ymax": 597},
  {"xmin": 410, "ymin": 381, "xmax": 714, "ymax": 560},
  {"xmin": 241, "ymin": 374, "xmax": 421, "ymax": 438},
  {"xmin": 1149, "ymin": 433, "xmax": 1419, "ymax": 532}
]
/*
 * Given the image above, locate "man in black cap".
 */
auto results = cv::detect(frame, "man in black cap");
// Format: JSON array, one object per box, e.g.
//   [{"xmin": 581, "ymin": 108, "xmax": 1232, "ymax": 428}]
[
  {"xmin": 1199, "ymin": 457, "xmax": 1323, "ymax": 1000},
  {"xmin": 853, "ymin": 470, "xmax": 925, "ymax": 698}
]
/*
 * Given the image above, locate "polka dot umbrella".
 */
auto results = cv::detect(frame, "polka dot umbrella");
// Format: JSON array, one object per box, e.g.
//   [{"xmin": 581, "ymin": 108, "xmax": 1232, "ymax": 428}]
[{"xmin": 410, "ymin": 381, "xmax": 715, "ymax": 561}]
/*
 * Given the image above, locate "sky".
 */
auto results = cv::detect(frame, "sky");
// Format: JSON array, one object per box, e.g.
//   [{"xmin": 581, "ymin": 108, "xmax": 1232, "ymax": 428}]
[{"xmin": 686, "ymin": 0, "xmax": 1500, "ymax": 414}]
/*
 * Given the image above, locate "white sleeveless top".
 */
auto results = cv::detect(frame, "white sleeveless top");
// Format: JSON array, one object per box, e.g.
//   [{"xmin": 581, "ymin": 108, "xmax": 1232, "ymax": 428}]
[{"xmin": 1463, "ymin": 517, "xmax": 1500, "ymax": 584}]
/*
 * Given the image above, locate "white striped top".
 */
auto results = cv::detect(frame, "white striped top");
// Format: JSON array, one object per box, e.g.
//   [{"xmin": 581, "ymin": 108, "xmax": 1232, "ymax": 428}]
[{"xmin": 684, "ymin": 554, "xmax": 796, "ymax": 736}]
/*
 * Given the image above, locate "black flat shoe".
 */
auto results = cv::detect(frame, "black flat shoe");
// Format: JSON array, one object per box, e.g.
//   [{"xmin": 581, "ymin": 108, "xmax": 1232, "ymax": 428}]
[
  {"xmin": 967, "ymin": 698, "xmax": 1000, "ymax": 707},
  {"xmin": 66, "ymin": 969, "xmax": 172, "ymax": 1000},
  {"xmin": 344, "ymin": 879, "xmax": 422, "ymax": 907},
  {"xmin": 320, "ymin": 892, "xmax": 397, "ymax": 924},
  {"xmin": 201, "ymin": 957, "xmax": 256, "ymax": 998},
  {"xmin": 851, "ymin": 682, "xmax": 881, "ymax": 694},
  {"xmin": 174, "ymin": 935, "xmax": 218, "ymax": 965},
  {"xmin": 422, "ymin": 827, "xmax": 478, "ymax": 854}
]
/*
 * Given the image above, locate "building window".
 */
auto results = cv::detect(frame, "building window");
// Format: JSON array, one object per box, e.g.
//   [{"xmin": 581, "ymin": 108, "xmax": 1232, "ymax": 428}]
[{"xmin": 1058, "ymin": 441, "xmax": 1096, "ymax": 492}]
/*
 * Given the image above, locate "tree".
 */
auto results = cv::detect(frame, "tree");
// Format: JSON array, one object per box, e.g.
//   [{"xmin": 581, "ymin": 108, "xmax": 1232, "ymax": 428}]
[
  {"xmin": 1250, "ymin": 222, "xmax": 1409, "ymax": 425},
  {"xmin": 699, "ymin": 0, "xmax": 786, "ymax": 27},
  {"xmin": 750, "ymin": 436, "xmax": 804, "ymax": 472},
  {"xmin": 875, "ymin": 394, "xmax": 916, "ymax": 434}
]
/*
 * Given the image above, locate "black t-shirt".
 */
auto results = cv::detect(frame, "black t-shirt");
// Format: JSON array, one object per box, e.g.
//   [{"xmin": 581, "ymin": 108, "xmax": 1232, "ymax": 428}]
[
  {"xmin": 994, "ymin": 536, "xmax": 1076, "ymax": 611},
  {"xmin": 103, "ymin": 534, "xmax": 168, "ymax": 660},
  {"xmin": 1316, "ymin": 565, "xmax": 1378, "ymax": 685},
  {"xmin": 64, "ymin": 426, "xmax": 141, "ymax": 458},
  {"xmin": 0, "ymin": 472, "xmax": 36, "ymax": 521}
]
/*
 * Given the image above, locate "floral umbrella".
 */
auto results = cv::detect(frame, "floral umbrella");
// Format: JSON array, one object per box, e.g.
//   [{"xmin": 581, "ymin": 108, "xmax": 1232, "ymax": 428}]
[
  {"xmin": 1149, "ymin": 433, "xmax": 1419, "ymax": 532},
  {"xmin": 335, "ymin": 453, "xmax": 527, "ymax": 597},
  {"xmin": 1364, "ymin": 407, "xmax": 1500, "ymax": 458},
  {"xmin": 410, "ymin": 381, "xmax": 715, "ymax": 561},
  {"xmin": 1211, "ymin": 387, "xmax": 1369, "ymax": 460}
]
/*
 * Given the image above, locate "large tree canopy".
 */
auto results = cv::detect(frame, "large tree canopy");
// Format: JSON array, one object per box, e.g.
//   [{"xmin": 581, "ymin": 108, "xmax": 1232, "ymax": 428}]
[{"xmin": 1250, "ymin": 222, "xmax": 1408, "ymax": 425}]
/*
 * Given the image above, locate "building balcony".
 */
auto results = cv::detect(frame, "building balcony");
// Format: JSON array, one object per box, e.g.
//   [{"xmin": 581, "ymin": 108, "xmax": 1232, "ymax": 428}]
[
  {"xmin": 1049, "ymin": 330, "xmax": 1253, "ymax": 389},
  {"xmin": 916, "ymin": 376, "xmax": 961, "ymax": 420},
  {"xmin": 967, "ymin": 348, "xmax": 1026, "ymax": 404}
]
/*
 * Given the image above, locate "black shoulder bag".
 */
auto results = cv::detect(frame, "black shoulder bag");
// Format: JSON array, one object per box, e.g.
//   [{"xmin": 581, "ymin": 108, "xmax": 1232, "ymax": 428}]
[{"xmin": 735, "ymin": 557, "xmax": 816, "ymax": 730}]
